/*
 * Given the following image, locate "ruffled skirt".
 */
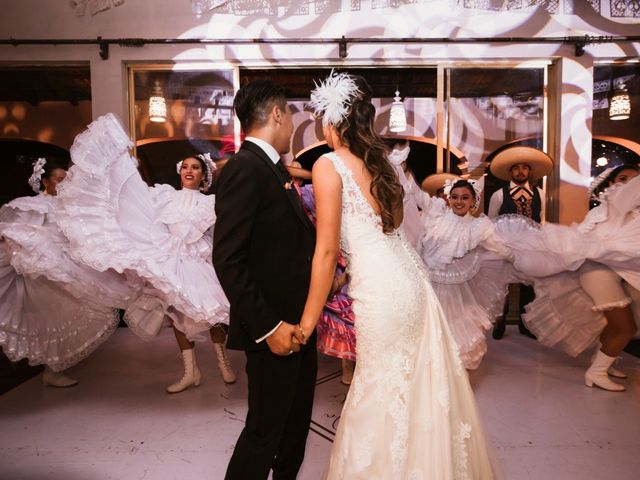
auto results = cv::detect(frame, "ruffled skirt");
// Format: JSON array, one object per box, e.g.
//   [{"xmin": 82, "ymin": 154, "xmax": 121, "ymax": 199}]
[
  {"xmin": 0, "ymin": 250, "xmax": 120, "ymax": 371},
  {"xmin": 56, "ymin": 114, "xmax": 229, "ymax": 340}
]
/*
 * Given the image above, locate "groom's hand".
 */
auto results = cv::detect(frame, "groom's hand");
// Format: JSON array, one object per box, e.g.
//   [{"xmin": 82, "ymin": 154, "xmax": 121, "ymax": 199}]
[{"xmin": 266, "ymin": 323, "xmax": 301, "ymax": 356}]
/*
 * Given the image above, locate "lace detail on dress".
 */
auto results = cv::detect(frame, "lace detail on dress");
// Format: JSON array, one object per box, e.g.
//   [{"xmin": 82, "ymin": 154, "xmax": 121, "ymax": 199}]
[
  {"xmin": 323, "ymin": 152, "xmax": 383, "ymax": 253},
  {"xmin": 454, "ymin": 422, "xmax": 472, "ymax": 480},
  {"xmin": 324, "ymin": 151, "xmax": 496, "ymax": 479}
]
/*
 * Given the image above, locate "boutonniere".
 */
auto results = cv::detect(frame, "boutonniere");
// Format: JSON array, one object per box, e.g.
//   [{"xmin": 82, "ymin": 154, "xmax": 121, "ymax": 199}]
[{"xmin": 284, "ymin": 181, "xmax": 293, "ymax": 190}]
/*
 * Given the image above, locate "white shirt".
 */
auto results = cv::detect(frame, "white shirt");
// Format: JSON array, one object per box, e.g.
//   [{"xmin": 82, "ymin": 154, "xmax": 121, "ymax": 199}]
[
  {"xmin": 487, "ymin": 181, "xmax": 546, "ymax": 222},
  {"xmin": 244, "ymin": 137, "xmax": 284, "ymax": 343},
  {"xmin": 245, "ymin": 136, "xmax": 280, "ymax": 165}
]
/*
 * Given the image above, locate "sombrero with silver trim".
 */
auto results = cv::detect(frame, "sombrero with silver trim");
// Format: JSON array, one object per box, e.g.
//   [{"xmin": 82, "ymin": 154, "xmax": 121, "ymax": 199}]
[
  {"xmin": 489, "ymin": 146, "xmax": 553, "ymax": 181},
  {"xmin": 421, "ymin": 173, "xmax": 460, "ymax": 196}
]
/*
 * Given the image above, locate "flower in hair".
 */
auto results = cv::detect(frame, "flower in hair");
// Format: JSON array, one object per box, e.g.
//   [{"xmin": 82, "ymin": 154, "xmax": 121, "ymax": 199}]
[
  {"xmin": 176, "ymin": 153, "xmax": 217, "ymax": 191},
  {"xmin": 28, "ymin": 157, "xmax": 46, "ymax": 193},
  {"xmin": 307, "ymin": 70, "xmax": 361, "ymax": 127},
  {"xmin": 443, "ymin": 178, "xmax": 484, "ymax": 211}
]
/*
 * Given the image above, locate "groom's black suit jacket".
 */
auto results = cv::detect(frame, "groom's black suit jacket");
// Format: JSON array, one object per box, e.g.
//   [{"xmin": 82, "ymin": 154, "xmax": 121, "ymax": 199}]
[{"xmin": 213, "ymin": 141, "xmax": 316, "ymax": 351}]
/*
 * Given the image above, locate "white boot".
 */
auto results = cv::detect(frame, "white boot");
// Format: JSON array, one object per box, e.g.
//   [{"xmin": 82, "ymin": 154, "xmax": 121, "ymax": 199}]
[
  {"xmin": 213, "ymin": 342, "xmax": 236, "ymax": 384},
  {"xmin": 608, "ymin": 362, "xmax": 627, "ymax": 379},
  {"xmin": 585, "ymin": 351, "xmax": 625, "ymax": 392},
  {"xmin": 592, "ymin": 344, "xmax": 627, "ymax": 379},
  {"xmin": 167, "ymin": 349, "xmax": 201, "ymax": 394},
  {"xmin": 341, "ymin": 358, "xmax": 355, "ymax": 386},
  {"xmin": 42, "ymin": 367, "xmax": 78, "ymax": 387}
]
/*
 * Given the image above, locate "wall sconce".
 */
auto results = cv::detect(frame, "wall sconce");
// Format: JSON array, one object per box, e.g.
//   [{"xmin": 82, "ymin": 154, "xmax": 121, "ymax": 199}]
[
  {"xmin": 609, "ymin": 84, "xmax": 631, "ymax": 120},
  {"xmin": 149, "ymin": 80, "xmax": 167, "ymax": 123},
  {"xmin": 389, "ymin": 90, "xmax": 407, "ymax": 133}
]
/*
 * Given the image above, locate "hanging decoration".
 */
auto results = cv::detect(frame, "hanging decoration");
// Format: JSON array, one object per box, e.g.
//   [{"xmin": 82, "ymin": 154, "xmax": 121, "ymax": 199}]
[
  {"xmin": 389, "ymin": 90, "xmax": 407, "ymax": 133},
  {"xmin": 609, "ymin": 84, "xmax": 631, "ymax": 120},
  {"xmin": 149, "ymin": 81, "xmax": 167, "ymax": 123}
]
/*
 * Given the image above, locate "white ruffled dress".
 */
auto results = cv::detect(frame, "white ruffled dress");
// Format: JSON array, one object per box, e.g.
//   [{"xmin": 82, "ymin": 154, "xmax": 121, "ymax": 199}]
[
  {"xmin": 419, "ymin": 196, "xmax": 516, "ymax": 369},
  {"xmin": 500, "ymin": 175, "xmax": 640, "ymax": 356},
  {"xmin": 56, "ymin": 114, "xmax": 229, "ymax": 341},
  {"xmin": 0, "ymin": 194, "xmax": 130, "ymax": 371}
]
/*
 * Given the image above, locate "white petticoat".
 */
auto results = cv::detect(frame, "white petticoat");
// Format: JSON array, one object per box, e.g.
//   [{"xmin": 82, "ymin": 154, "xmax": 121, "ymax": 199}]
[
  {"xmin": 496, "ymin": 175, "xmax": 640, "ymax": 355},
  {"xmin": 0, "ymin": 197, "xmax": 124, "ymax": 371},
  {"xmin": 420, "ymin": 203, "xmax": 515, "ymax": 369}
]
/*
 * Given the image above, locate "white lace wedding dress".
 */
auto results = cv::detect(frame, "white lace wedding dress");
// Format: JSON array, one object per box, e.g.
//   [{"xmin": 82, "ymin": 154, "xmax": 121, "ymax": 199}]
[{"xmin": 324, "ymin": 152, "xmax": 498, "ymax": 479}]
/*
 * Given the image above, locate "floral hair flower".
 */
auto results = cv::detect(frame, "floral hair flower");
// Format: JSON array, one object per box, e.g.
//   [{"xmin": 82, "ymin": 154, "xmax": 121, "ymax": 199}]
[
  {"xmin": 28, "ymin": 157, "xmax": 47, "ymax": 193},
  {"xmin": 443, "ymin": 178, "xmax": 484, "ymax": 211},
  {"xmin": 176, "ymin": 153, "xmax": 217, "ymax": 191}
]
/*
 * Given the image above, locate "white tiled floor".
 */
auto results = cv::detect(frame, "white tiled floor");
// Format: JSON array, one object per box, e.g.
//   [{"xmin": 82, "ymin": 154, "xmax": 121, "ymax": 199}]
[{"xmin": 1, "ymin": 327, "xmax": 639, "ymax": 480}]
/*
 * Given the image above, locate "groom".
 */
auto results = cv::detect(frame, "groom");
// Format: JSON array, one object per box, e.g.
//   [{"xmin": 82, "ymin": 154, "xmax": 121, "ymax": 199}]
[{"xmin": 213, "ymin": 80, "xmax": 317, "ymax": 480}]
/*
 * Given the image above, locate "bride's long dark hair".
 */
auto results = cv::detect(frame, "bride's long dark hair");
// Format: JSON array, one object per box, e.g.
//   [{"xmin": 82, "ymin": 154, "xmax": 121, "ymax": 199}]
[{"xmin": 334, "ymin": 76, "xmax": 404, "ymax": 234}]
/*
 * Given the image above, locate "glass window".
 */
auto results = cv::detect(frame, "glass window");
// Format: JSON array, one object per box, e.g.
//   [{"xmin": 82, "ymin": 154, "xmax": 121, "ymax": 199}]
[
  {"xmin": 0, "ymin": 64, "xmax": 92, "ymax": 204},
  {"xmin": 128, "ymin": 66, "xmax": 235, "ymax": 188},
  {"xmin": 592, "ymin": 63, "xmax": 640, "ymax": 183},
  {"xmin": 445, "ymin": 66, "xmax": 546, "ymax": 213}
]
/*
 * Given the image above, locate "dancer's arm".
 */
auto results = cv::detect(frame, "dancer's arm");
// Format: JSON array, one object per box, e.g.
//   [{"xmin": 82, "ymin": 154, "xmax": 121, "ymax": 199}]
[{"xmin": 298, "ymin": 157, "xmax": 342, "ymax": 338}]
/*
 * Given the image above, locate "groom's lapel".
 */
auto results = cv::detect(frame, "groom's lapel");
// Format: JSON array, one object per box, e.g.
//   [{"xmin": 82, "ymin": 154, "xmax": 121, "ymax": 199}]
[{"xmin": 241, "ymin": 142, "xmax": 314, "ymax": 231}]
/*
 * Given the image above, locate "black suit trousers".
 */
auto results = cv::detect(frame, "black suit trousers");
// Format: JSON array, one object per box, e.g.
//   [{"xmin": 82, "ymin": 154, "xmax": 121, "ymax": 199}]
[{"xmin": 225, "ymin": 335, "xmax": 318, "ymax": 480}]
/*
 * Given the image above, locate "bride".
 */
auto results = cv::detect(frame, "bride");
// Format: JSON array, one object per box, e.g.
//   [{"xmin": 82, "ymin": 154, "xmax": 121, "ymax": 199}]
[{"xmin": 297, "ymin": 72, "xmax": 499, "ymax": 479}]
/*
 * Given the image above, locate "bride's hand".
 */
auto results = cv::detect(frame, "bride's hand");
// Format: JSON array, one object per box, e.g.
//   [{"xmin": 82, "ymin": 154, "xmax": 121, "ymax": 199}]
[{"xmin": 293, "ymin": 323, "xmax": 311, "ymax": 345}]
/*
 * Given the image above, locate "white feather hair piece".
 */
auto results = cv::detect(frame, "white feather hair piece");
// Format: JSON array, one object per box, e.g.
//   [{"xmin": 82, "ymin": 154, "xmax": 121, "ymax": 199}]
[{"xmin": 307, "ymin": 70, "xmax": 361, "ymax": 127}]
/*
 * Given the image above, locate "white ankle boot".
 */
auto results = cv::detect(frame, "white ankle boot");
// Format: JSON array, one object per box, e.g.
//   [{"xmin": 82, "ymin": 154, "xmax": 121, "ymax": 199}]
[
  {"xmin": 593, "ymin": 344, "xmax": 627, "ymax": 379},
  {"xmin": 42, "ymin": 368, "xmax": 78, "ymax": 387},
  {"xmin": 585, "ymin": 351, "xmax": 625, "ymax": 392},
  {"xmin": 167, "ymin": 349, "xmax": 201, "ymax": 393},
  {"xmin": 608, "ymin": 364, "xmax": 627, "ymax": 379},
  {"xmin": 213, "ymin": 343, "xmax": 236, "ymax": 384},
  {"xmin": 341, "ymin": 358, "xmax": 355, "ymax": 385}
]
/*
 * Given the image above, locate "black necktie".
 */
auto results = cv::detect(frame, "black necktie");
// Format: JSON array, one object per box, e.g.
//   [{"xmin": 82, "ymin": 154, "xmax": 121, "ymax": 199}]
[{"xmin": 276, "ymin": 159, "xmax": 292, "ymax": 182}]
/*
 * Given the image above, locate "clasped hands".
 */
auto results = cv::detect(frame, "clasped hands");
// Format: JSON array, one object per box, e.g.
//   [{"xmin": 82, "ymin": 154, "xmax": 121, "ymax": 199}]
[{"xmin": 266, "ymin": 322, "xmax": 310, "ymax": 356}]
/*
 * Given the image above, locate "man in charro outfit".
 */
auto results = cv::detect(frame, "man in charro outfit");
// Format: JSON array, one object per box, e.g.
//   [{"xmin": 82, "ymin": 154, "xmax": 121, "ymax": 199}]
[{"xmin": 487, "ymin": 146, "xmax": 553, "ymax": 339}]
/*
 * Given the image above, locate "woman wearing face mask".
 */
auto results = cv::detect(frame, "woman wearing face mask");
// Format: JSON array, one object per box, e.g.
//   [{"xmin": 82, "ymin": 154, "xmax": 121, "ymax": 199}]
[
  {"xmin": 55, "ymin": 114, "xmax": 234, "ymax": 393},
  {"xmin": 506, "ymin": 164, "xmax": 640, "ymax": 391},
  {"xmin": 418, "ymin": 178, "xmax": 518, "ymax": 370},
  {"xmin": 0, "ymin": 157, "xmax": 131, "ymax": 387}
]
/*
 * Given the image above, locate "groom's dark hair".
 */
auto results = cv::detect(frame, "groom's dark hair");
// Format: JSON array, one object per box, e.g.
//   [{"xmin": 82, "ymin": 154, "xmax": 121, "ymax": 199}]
[{"xmin": 233, "ymin": 80, "xmax": 288, "ymax": 133}]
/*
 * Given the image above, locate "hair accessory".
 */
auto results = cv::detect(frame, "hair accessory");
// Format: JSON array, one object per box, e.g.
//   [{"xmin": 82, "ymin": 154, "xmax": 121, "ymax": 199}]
[
  {"xmin": 307, "ymin": 70, "xmax": 361, "ymax": 127},
  {"xmin": 443, "ymin": 178, "xmax": 483, "ymax": 211},
  {"xmin": 28, "ymin": 157, "xmax": 47, "ymax": 193},
  {"xmin": 176, "ymin": 153, "xmax": 217, "ymax": 191},
  {"xmin": 588, "ymin": 167, "xmax": 614, "ymax": 200}
]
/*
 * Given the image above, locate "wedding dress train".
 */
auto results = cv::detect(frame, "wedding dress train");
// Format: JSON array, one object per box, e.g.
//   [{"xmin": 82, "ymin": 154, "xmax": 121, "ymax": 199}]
[{"xmin": 323, "ymin": 152, "xmax": 498, "ymax": 479}]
